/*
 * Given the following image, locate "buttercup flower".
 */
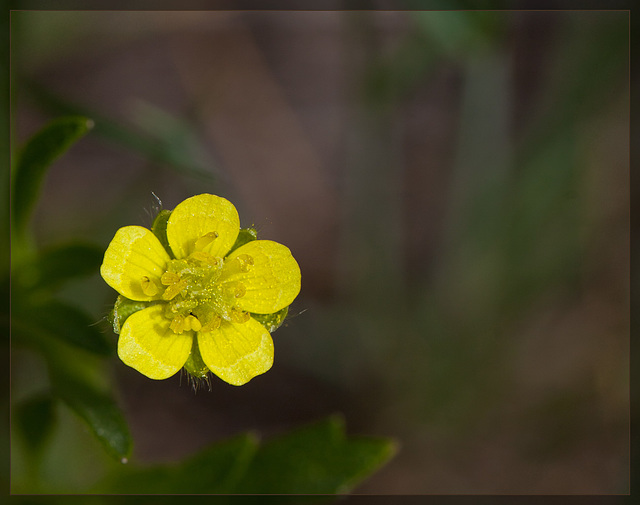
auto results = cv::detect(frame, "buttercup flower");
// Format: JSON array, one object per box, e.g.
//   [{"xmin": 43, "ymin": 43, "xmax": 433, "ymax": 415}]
[{"xmin": 100, "ymin": 194, "xmax": 301, "ymax": 386}]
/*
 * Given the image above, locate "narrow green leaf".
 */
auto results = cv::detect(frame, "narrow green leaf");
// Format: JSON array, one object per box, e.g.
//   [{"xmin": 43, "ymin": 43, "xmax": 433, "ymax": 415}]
[
  {"xmin": 22, "ymin": 81, "xmax": 216, "ymax": 183},
  {"xmin": 235, "ymin": 415, "xmax": 397, "ymax": 494},
  {"xmin": 12, "ymin": 116, "xmax": 93, "ymax": 231},
  {"xmin": 13, "ymin": 300, "xmax": 112, "ymax": 355},
  {"xmin": 15, "ymin": 242, "xmax": 103, "ymax": 292},
  {"xmin": 14, "ymin": 392, "xmax": 57, "ymax": 456},
  {"xmin": 52, "ymin": 371, "xmax": 132, "ymax": 462}
]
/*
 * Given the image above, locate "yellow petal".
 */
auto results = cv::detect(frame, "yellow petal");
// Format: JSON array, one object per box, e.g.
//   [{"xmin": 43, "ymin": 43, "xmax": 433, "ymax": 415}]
[
  {"xmin": 223, "ymin": 240, "xmax": 301, "ymax": 314},
  {"xmin": 100, "ymin": 226, "xmax": 171, "ymax": 301},
  {"xmin": 198, "ymin": 317, "xmax": 273, "ymax": 386},
  {"xmin": 118, "ymin": 305, "xmax": 193, "ymax": 380},
  {"xmin": 166, "ymin": 194, "xmax": 240, "ymax": 260}
]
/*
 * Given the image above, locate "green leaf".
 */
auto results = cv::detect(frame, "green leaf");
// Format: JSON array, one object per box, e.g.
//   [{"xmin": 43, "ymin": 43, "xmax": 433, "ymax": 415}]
[
  {"xmin": 107, "ymin": 433, "xmax": 258, "ymax": 494},
  {"xmin": 13, "ymin": 299, "xmax": 112, "ymax": 356},
  {"xmin": 14, "ymin": 392, "xmax": 57, "ymax": 456},
  {"xmin": 22, "ymin": 81, "xmax": 216, "ymax": 183},
  {"xmin": 108, "ymin": 295, "xmax": 151, "ymax": 335},
  {"xmin": 227, "ymin": 227, "xmax": 257, "ymax": 256},
  {"xmin": 15, "ymin": 242, "xmax": 103, "ymax": 292},
  {"xmin": 12, "ymin": 116, "xmax": 93, "ymax": 232},
  {"xmin": 104, "ymin": 415, "xmax": 396, "ymax": 495},
  {"xmin": 52, "ymin": 371, "xmax": 132, "ymax": 462},
  {"xmin": 236, "ymin": 415, "xmax": 397, "ymax": 494},
  {"xmin": 251, "ymin": 306, "xmax": 289, "ymax": 333}
]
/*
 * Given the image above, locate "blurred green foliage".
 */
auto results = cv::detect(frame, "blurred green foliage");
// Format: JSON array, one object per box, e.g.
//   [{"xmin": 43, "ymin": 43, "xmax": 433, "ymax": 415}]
[{"xmin": 105, "ymin": 415, "xmax": 396, "ymax": 495}]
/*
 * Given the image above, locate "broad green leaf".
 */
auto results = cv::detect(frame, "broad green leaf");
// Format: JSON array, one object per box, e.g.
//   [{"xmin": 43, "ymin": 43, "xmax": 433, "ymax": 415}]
[
  {"xmin": 235, "ymin": 415, "xmax": 397, "ymax": 494},
  {"xmin": 13, "ymin": 299, "xmax": 112, "ymax": 355},
  {"xmin": 52, "ymin": 371, "xmax": 132, "ymax": 462},
  {"xmin": 15, "ymin": 242, "xmax": 103, "ymax": 292},
  {"xmin": 12, "ymin": 116, "xmax": 93, "ymax": 232},
  {"xmin": 14, "ymin": 392, "xmax": 56, "ymax": 456},
  {"xmin": 107, "ymin": 433, "xmax": 258, "ymax": 494},
  {"xmin": 251, "ymin": 306, "xmax": 289, "ymax": 333},
  {"xmin": 104, "ymin": 415, "xmax": 396, "ymax": 495},
  {"xmin": 226, "ymin": 227, "xmax": 257, "ymax": 256},
  {"xmin": 107, "ymin": 295, "xmax": 151, "ymax": 335}
]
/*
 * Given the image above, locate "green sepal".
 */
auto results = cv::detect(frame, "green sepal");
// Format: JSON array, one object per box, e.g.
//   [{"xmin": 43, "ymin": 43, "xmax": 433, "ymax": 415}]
[
  {"xmin": 183, "ymin": 337, "xmax": 209, "ymax": 379},
  {"xmin": 12, "ymin": 116, "xmax": 94, "ymax": 233},
  {"xmin": 151, "ymin": 209, "xmax": 174, "ymax": 258},
  {"xmin": 227, "ymin": 227, "xmax": 257, "ymax": 256},
  {"xmin": 14, "ymin": 392, "xmax": 57, "ymax": 457},
  {"xmin": 108, "ymin": 295, "xmax": 151, "ymax": 335},
  {"xmin": 251, "ymin": 306, "xmax": 289, "ymax": 333}
]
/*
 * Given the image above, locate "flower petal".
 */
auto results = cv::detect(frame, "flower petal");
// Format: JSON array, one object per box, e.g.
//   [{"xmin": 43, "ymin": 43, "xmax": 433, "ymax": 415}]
[
  {"xmin": 118, "ymin": 305, "xmax": 193, "ymax": 380},
  {"xmin": 223, "ymin": 240, "xmax": 301, "ymax": 314},
  {"xmin": 166, "ymin": 194, "xmax": 240, "ymax": 260},
  {"xmin": 100, "ymin": 226, "xmax": 171, "ymax": 301},
  {"xmin": 198, "ymin": 317, "xmax": 273, "ymax": 386}
]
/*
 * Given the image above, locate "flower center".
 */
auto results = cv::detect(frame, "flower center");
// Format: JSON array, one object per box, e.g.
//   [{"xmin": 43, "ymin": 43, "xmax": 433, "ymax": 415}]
[{"xmin": 141, "ymin": 232, "xmax": 254, "ymax": 334}]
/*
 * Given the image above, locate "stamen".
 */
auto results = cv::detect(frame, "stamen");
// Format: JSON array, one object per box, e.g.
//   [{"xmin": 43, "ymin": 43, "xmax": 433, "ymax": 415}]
[
  {"xmin": 230, "ymin": 307, "xmax": 250, "ymax": 324},
  {"xmin": 170, "ymin": 315, "xmax": 186, "ymax": 334},
  {"xmin": 195, "ymin": 231, "xmax": 219, "ymax": 252},
  {"xmin": 223, "ymin": 281, "xmax": 246, "ymax": 298},
  {"xmin": 200, "ymin": 314, "xmax": 222, "ymax": 332},
  {"xmin": 140, "ymin": 276, "xmax": 159, "ymax": 296},
  {"xmin": 187, "ymin": 315, "xmax": 202, "ymax": 332},
  {"xmin": 162, "ymin": 279, "xmax": 188, "ymax": 300},
  {"xmin": 190, "ymin": 251, "xmax": 219, "ymax": 265},
  {"xmin": 235, "ymin": 254, "xmax": 254, "ymax": 272},
  {"xmin": 233, "ymin": 282, "xmax": 246, "ymax": 298},
  {"xmin": 161, "ymin": 271, "xmax": 181, "ymax": 286}
]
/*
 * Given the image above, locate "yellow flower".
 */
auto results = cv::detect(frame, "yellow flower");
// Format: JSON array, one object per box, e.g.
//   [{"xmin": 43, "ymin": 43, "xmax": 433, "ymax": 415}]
[{"xmin": 100, "ymin": 194, "xmax": 301, "ymax": 386}]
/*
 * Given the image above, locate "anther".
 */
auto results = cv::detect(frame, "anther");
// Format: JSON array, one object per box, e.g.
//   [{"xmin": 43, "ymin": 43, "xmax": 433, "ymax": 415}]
[
  {"xmin": 224, "ymin": 281, "xmax": 246, "ymax": 299},
  {"xmin": 187, "ymin": 315, "xmax": 202, "ymax": 332},
  {"xmin": 235, "ymin": 254, "xmax": 254, "ymax": 272},
  {"xmin": 230, "ymin": 307, "xmax": 250, "ymax": 324},
  {"xmin": 161, "ymin": 271, "xmax": 181, "ymax": 286},
  {"xmin": 162, "ymin": 279, "xmax": 188, "ymax": 300},
  {"xmin": 195, "ymin": 231, "xmax": 219, "ymax": 252},
  {"xmin": 200, "ymin": 314, "xmax": 222, "ymax": 332},
  {"xmin": 140, "ymin": 276, "xmax": 159, "ymax": 296},
  {"xmin": 190, "ymin": 251, "xmax": 218, "ymax": 265},
  {"xmin": 170, "ymin": 315, "xmax": 186, "ymax": 334}
]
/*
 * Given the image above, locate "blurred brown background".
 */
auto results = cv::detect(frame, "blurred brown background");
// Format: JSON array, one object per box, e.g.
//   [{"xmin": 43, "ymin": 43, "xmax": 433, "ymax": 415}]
[{"xmin": 11, "ymin": 10, "xmax": 629, "ymax": 494}]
